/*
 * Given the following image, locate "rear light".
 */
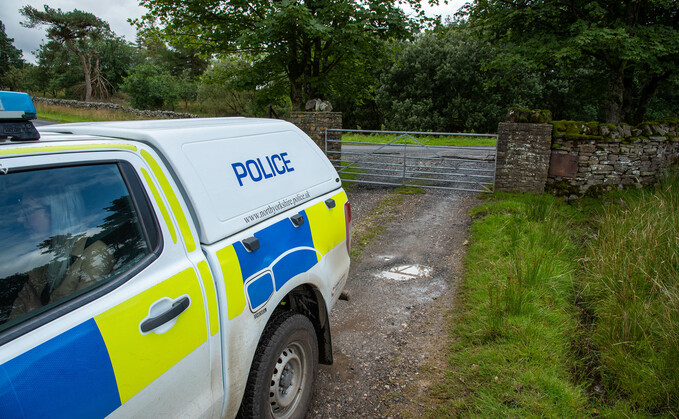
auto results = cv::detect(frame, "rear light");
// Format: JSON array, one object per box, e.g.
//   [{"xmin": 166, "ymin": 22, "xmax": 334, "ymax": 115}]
[{"xmin": 344, "ymin": 200, "xmax": 352, "ymax": 256}]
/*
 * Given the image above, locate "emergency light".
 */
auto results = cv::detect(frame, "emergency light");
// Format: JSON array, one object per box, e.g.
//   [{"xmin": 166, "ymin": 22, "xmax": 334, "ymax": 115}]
[{"xmin": 0, "ymin": 91, "xmax": 40, "ymax": 141}]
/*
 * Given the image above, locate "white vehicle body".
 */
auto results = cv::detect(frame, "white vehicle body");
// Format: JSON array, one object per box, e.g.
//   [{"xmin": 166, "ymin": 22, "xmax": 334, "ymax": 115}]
[{"xmin": 0, "ymin": 110, "xmax": 350, "ymax": 418}]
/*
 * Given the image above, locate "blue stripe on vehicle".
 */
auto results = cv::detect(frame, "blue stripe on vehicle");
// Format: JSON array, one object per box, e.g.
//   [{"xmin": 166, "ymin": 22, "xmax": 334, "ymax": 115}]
[
  {"xmin": 234, "ymin": 215, "xmax": 315, "ymax": 281},
  {"xmin": 246, "ymin": 272, "xmax": 275, "ymax": 310},
  {"xmin": 0, "ymin": 319, "xmax": 121, "ymax": 418},
  {"xmin": 272, "ymin": 249, "xmax": 319, "ymax": 290}
]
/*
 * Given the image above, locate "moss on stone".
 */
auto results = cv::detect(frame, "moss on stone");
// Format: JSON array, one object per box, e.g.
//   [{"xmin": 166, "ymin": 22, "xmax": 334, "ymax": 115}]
[
  {"xmin": 547, "ymin": 180, "xmax": 579, "ymax": 197},
  {"xmin": 563, "ymin": 134, "xmax": 605, "ymax": 142},
  {"xmin": 584, "ymin": 184, "xmax": 614, "ymax": 198},
  {"xmin": 586, "ymin": 121, "xmax": 600, "ymax": 133},
  {"xmin": 621, "ymin": 136, "xmax": 642, "ymax": 144}
]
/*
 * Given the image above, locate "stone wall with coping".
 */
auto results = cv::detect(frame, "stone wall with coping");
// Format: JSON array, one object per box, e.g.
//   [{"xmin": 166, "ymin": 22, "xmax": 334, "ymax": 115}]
[
  {"xmin": 495, "ymin": 122, "xmax": 553, "ymax": 193},
  {"xmin": 546, "ymin": 120, "xmax": 679, "ymax": 198},
  {"xmin": 289, "ymin": 111, "xmax": 342, "ymax": 162},
  {"xmin": 34, "ymin": 97, "xmax": 198, "ymax": 119}
]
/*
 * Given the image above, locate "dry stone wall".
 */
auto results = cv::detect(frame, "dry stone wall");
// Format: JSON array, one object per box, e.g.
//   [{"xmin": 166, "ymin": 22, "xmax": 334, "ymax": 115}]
[{"xmin": 547, "ymin": 120, "xmax": 679, "ymax": 197}]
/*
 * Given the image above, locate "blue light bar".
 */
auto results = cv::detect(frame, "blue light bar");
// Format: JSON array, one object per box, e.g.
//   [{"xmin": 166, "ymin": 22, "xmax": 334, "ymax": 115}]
[
  {"xmin": 0, "ymin": 91, "xmax": 37, "ymax": 120},
  {"xmin": 0, "ymin": 91, "xmax": 40, "ymax": 141}
]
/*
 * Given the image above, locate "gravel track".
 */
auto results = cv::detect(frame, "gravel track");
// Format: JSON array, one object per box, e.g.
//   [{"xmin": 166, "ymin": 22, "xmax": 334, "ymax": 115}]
[{"xmin": 307, "ymin": 185, "xmax": 479, "ymax": 418}]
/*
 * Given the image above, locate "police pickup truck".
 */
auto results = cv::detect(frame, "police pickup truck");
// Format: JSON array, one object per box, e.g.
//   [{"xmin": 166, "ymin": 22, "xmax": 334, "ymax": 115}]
[{"xmin": 0, "ymin": 92, "xmax": 351, "ymax": 418}]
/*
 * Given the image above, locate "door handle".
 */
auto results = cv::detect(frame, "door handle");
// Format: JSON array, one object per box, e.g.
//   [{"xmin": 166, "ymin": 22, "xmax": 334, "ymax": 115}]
[{"xmin": 140, "ymin": 296, "xmax": 190, "ymax": 333}]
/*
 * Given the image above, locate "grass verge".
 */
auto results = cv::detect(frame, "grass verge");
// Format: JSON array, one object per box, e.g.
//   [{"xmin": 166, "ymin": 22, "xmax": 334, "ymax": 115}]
[
  {"xmin": 36, "ymin": 103, "xmax": 157, "ymax": 123},
  {"xmin": 579, "ymin": 175, "xmax": 679, "ymax": 415},
  {"xmin": 342, "ymin": 133, "xmax": 497, "ymax": 147},
  {"xmin": 432, "ymin": 174, "xmax": 679, "ymax": 417}
]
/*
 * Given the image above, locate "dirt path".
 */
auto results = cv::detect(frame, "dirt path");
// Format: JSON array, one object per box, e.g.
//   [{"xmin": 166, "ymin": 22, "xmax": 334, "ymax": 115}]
[{"xmin": 307, "ymin": 186, "xmax": 479, "ymax": 418}]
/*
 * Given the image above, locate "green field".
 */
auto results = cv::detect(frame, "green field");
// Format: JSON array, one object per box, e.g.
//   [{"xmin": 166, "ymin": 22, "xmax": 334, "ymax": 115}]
[{"xmin": 341, "ymin": 133, "xmax": 497, "ymax": 147}]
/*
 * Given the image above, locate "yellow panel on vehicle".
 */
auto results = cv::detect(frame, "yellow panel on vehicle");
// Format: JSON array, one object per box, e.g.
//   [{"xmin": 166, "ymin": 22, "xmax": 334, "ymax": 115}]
[
  {"xmin": 305, "ymin": 191, "xmax": 347, "ymax": 256},
  {"xmin": 197, "ymin": 260, "xmax": 220, "ymax": 336},
  {"xmin": 140, "ymin": 149, "xmax": 197, "ymax": 253},
  {"xmin": 216, "ymin": 245, "xmax": 246, "ymax": 320},
  {"xmin": 0, "ymin": 143, "xmax": 137, "ymax": 156},
  {"xmin": 94, "ymin": 268, "xmax": 207, "ymax": 404},
  {"xmin": 141, "ymin": 168, "xmax": 177, "ymax": 244}
]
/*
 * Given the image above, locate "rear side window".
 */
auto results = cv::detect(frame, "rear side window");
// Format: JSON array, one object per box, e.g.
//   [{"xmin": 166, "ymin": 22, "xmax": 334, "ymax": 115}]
[{"xmin": 0, "ymin": 164, "xmax": 152, "ymax": 332}]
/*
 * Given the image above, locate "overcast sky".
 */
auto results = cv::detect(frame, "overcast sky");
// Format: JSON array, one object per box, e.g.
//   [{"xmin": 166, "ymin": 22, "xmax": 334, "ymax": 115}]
[{"xmin": 2, "ymin": 1, "xmax": 468, "ymax": 64}]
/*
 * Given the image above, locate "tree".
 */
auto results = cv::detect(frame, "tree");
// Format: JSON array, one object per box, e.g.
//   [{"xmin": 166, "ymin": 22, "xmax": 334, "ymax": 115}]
[
  {"xmin": 20, "ymin": 5, "xmax": 112, "ymax": 102},
  {"xmin": 0, "ymin": 20, "xmax": 24, "ymax": 90},
  {"xmin": 122, "ymin": 64, "xmax": 180, "ymax": 110},
  {"xmin": 376, "ymin": 28, "xmax": 535, "ymax": 132},
  {"xmin": 135, "ymin": 0, "xmax": 424, "ymax": 110},
  {"xmin": 463, "ymin": 0, "xmax": 679, "ymax": 124}
]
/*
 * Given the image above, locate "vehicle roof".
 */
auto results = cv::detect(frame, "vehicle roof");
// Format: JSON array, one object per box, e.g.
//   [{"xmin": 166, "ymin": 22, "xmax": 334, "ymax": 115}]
[{"xmin": 38, "ymin": 117, "xmax": 294, "ymax": 146}]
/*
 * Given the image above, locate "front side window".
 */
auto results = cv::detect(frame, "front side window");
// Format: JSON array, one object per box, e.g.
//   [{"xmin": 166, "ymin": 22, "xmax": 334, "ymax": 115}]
[{"xmin": 0, "ymin": 163, "xmax": 151, "ymax": 332}]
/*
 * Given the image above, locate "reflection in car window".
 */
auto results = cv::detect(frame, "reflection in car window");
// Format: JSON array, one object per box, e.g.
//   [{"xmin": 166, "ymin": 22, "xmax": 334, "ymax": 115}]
[{"xmin": 0, "ymin": 164, "xmax": 151, "ymax": 332}]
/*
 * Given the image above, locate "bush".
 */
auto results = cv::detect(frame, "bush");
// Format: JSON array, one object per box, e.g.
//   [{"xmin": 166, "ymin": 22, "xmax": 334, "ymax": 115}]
[{"xmin": 122, "ymin": 64, "xmax": 179, "ymax": 110}]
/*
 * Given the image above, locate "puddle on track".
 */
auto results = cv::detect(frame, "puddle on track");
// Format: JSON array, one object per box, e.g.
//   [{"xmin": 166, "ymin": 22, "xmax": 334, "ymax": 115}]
[{"xmin": 375, "ymin": 264, "xmax": 433, "ymax": 281}]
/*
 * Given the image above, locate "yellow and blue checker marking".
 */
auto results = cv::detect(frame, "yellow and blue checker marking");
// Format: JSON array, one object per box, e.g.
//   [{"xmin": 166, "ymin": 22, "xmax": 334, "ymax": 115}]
[
  {"xmin": 221, "ymin": 191, "xmax": 348, "ymax": 319},
  {"xmin": 0, "ymin": 268, "xmax": 208, "ymax": 418},
  {"xmin": 0, "ymin": 319, "xmax": 120, "ymax": 418}
]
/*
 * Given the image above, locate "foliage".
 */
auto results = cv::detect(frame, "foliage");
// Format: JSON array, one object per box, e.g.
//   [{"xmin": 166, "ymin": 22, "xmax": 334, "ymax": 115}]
[
  {"xmin": 135, "ymin": 24, "xmax": 208, "ymax": 78},
  {"xmin": 195, "ymin": 56, "xmax": 289, "ymax": 117},
  {"xmin": 0, "ymin": 20, "xmax": 25, "ymax": 90},
  {"xmin": 376, "ymin": 25, "xmax": 613, "ymax": 133},
  {"xmin": 376, "ymin": 28, "xmax": 520, "ymax": 132},
  {"xmin": 135, "ymin": 0, "xmax": 425, "ymax": 109},
  {"xmin": 121, "ymin": 64, "xmax": 180, "ymax": 110},
  {"xmin": 20, "ymin": 5, "xmax": 112, "ymax": 102},
  {"xmin": 462, "ymin": 0, "xmax": 679, "ymax": 124}
]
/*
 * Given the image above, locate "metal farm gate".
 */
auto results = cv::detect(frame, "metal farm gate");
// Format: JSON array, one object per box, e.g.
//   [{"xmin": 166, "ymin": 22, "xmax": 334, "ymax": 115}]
[{"xmin": 325, "ymin": 129, "xmax": 497, "ymax": 193}]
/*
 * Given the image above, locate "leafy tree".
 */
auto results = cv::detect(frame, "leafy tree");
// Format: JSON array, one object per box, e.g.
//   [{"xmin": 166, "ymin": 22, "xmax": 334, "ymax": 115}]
[
  {"xmin": 32, "ymin": 40, "xmax": 81, "ymax": 97},
  {"xmin": 135, "ymin": 0, "xmax": 424, "ymax": 110},
  {"xmin": 377, "ymin": 28, "xmax": 534, "ymax": 133},
  {"xmin": 0, "ymin": 20, "xmax": 24, "ymax": 90},
  {"xmin": 463, "ymin": 0, "xmax": 679, "ymax": 124},
  {"xmin": 20, "ymin": 5, "xmax": 112, "ymax": 102},
  {"xmin": 122, "ymin": 64, "xmax": 180, "ymax": 110},
  {"xmin": 135, "ymin": 23, "xmax": 208, "ymax": 78}
]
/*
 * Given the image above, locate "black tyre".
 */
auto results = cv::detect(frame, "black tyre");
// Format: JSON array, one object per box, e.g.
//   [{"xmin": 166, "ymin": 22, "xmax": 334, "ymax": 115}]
[{"xmin": 238, "ymin": 312, "xmax": 318, "ymax": 419}]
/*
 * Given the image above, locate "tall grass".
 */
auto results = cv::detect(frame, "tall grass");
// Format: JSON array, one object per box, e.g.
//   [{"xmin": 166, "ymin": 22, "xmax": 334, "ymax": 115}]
[
  {"xmin": 432, "ymin": 174, "xmax": 679, "ymax": 417},
  {"xmin": 432, "ymin": 193, "xmax": 590, "ymax": 417},
  {"xmin": 581, "ymin": 174, "xmax": 679, "ymax": 414}
]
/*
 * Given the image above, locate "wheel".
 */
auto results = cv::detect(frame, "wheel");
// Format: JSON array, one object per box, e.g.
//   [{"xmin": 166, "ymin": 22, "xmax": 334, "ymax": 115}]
[{"xmin": 238, "ymin": 312, "xmax": 318, "ymax": 419}]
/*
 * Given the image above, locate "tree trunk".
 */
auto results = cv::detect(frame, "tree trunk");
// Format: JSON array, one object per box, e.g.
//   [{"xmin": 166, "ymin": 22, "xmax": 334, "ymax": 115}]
[
  {"xmin": 604, "ymin": 62, "xmax": 626, "ymax": 123},
  {"xmin": 65, "ymin": 40, "xmax": 92, "ymax": 102},
  {"xmin": 290, "ymin": 79, "xmax": 304, "ymax": 111},
  {"xmin": 632, "ymin": 74, "xmax": 667, "ymax": 125}
]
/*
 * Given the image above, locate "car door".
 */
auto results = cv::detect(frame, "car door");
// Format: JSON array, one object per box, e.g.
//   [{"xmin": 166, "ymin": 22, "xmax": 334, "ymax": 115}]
[{"xmin": 0, "ymin": 148, "xmax": 214, "ymax": 418}]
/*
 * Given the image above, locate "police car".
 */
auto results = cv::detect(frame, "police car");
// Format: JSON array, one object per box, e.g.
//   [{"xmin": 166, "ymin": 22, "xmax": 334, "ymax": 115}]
[{"xmin": 0, "ymin": 91, "xmax": 351, "ymax": 418}]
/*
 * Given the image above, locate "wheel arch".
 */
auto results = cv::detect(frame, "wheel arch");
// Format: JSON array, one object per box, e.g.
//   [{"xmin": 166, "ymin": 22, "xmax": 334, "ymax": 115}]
[{"xmin": 272, "ymin": 284, "xmax": 333, "ymax": 365}]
